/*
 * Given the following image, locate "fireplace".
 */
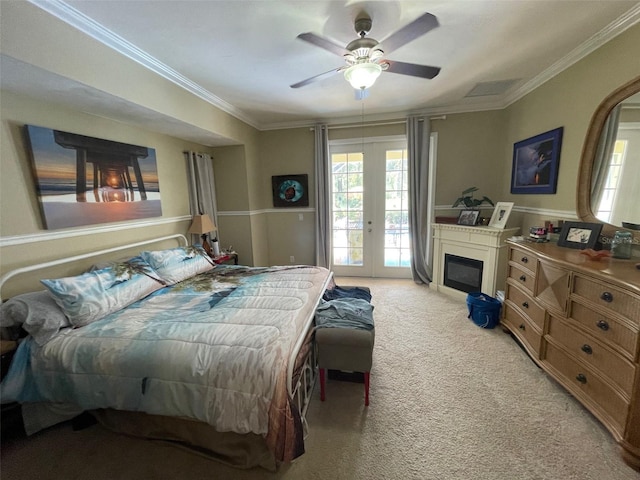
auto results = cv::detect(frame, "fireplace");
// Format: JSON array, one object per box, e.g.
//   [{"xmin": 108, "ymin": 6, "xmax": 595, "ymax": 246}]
[
  {"xmin": 432, "ymin": 224, "xmax": 520, "ymax": 300},
  {"xmin": 444, "ymin": 254, "xmax": 483, "ymax": 293}
]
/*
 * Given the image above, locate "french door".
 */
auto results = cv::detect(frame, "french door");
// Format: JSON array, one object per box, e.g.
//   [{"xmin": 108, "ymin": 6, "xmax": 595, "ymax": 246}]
[{"xmin": 329, "ymin": 137, "xmax": 411, "ymax": 278}]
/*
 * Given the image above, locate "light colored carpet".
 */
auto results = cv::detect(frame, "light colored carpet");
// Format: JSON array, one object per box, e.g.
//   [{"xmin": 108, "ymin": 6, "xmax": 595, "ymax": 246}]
[{"xmin": 1, "ymin": 277, "xmax": 638, "ymax": 480}]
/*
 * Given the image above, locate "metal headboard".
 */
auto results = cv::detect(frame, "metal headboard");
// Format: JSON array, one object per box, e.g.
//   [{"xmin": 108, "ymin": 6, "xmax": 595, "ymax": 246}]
[{"xmin": 0, "ymin": 234, "xmax": 188, "ymax": 302}]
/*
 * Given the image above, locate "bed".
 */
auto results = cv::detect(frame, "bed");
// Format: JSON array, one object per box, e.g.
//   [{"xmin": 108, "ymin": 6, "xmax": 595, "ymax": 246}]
[{"xmin": 0, "ymin": 235, "xmax": 333, "ymax": 470}]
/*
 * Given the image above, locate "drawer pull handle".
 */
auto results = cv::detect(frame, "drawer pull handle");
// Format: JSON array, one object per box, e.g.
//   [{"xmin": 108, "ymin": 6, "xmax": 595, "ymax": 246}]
[
  {"xmin": 576, "ymin": 374, "xmax": 587, "ymax": 384},
  {"xmin": 521, "ymin": 257, "xmax": 528, "ymax": 263},
  {"xmin": 522, "ymin": 302, "xmax": 529, "ymax": 309},
  {"xmin": 581, "ymin": 344, "xmax": 593, "ymax": 355},
  {"xmin": 600, "ymin": 291, "xmax": 613, "ymax": 303},
  {"xmin": 518, "ymin": 324, "xmax": 525, "ymax": 330},
  {"xmin": 519, "ymin": 275, "xmax": 526, "ymax": 282},
  {"xmin": 596, "ymin": 320, "xmax": 609, "ymax": 331}
]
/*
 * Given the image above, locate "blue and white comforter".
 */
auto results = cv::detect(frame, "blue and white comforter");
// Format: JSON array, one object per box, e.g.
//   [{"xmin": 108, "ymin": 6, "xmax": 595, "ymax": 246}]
[{"xmin": 2, "ymin": 265, "xmax": 331, "ymax": 440}]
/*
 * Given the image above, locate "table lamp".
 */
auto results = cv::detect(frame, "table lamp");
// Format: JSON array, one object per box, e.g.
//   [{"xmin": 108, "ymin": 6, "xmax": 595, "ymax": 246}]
[{"xmin": 188, "ymin": 214, "xmax": 217, "ymax": 255}]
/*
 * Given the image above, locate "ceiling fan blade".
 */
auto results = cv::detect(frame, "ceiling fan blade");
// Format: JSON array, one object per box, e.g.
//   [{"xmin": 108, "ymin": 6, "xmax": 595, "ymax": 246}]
[
  {"xmin": 290, "ymin": 67, "xmax": 345, "ymax": 88},
  {"xmin": 297, "ymin": 32, "xmax": 348, "ymax": 56},
  {"xmin": 380, "ymin": 13, "xmax": 439, "ymax": 53},
  {"xmin": 383, "ymin": 60, "xmax": 441, "ymax": 79}
]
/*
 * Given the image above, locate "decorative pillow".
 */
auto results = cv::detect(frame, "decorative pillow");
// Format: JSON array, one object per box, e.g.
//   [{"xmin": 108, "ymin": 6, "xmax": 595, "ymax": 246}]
[
  {"xmin": 86, "ymin": 255, "xmax": 138, "ymax": 272},
  {"xmin": 140, "ymin": 244, "xmax": 215, "ymax": 285},
  {"xmin": 41, "ymin": 256, "xmax": 164, "ymax": 327},
  {"xmin": 0, "ymin": 291, "xmax": 70, "ymax": 345}
]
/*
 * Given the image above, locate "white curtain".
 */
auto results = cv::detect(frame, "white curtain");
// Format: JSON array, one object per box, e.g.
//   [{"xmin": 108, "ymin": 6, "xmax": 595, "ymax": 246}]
[
  {"xmin": 186, "ymin": 151, "xmax": 219, "ymax": 244},
  {"xmin": 407, "ymin": 116, "xmax": 433, "ymax": 284},
  {"xmin": 314, "ymin": 125, "xmax": 330, "ymax": 268}
]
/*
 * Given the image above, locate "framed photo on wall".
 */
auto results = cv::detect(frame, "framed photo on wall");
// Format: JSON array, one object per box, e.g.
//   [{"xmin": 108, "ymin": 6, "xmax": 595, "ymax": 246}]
[
  {"xmin": 25, "ymin": 124, "xmax": 162, "ymax": 230},
  {"xmin": 488, "ymin": 202, "xmax": 514, "ymax": 229},
  {"xmin": 557, "ymin": 221, "xmax": 603, "ymax": 250},
  {"xmin": 510, "ymin": 127, "xmax": 563, "ymax": 194},
  {"xmin": 457, "ymin": 209, "xmax": 480, "ymax": 226},
  {"xmin": 271, "ymin": 174, "xmax": 309, "ymax": 207}
]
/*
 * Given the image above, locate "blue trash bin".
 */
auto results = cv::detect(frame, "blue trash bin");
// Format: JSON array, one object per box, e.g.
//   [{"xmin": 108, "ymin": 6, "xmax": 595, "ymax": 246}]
[{"xmin": 466, "ymin": 292, "xmax": 501, "ymax": 329}]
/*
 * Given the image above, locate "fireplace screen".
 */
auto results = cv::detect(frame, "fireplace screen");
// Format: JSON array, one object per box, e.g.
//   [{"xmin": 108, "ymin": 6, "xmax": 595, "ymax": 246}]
[{"xmin": 444, "ymin": 254, "xmax": 483, "ymax": 293}]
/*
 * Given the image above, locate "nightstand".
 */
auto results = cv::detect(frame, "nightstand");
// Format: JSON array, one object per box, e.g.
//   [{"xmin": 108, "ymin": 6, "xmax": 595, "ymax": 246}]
[
  {"xmin": 1, "ymin": 340, "xmax": 18, "ymax": 380},
  {"xmin": 212, "ymin": 252, "xmax": 239, "ymax": 265},
  {"xmin": 1, "ymin": 340, "xmax": 25, "ymax": 440}
]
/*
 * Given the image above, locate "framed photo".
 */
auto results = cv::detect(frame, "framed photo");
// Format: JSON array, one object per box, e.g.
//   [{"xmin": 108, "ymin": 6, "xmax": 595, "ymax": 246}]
[
  {"xmin": 271, "ymin": 174, "xmax": 309, "ymax": 207},
  {"xmin": 488, "ymin": 202, "xmax": 514, "ymax": 229},
  {"xmin": 457, "ymin": 209, "xmax": 480, "ymax": 226},
  {"xmin": 510, "ymin": 127, "xmax": 563, "ymax": 194},
  {"xmin": 557, "ymin": 221, "xmax": 603, "ymax": 250}
]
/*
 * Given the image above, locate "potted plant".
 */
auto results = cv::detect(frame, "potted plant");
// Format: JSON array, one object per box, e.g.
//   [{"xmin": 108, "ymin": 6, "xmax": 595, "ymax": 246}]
[{"xmin": 452, "ymin": 187, "xmax": 494, "ymax": 209}]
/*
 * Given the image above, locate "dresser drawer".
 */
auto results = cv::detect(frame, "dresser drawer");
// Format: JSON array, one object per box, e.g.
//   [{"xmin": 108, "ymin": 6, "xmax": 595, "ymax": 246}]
[
  {"xmin": 547, "ymin": 316, "xmax": 635, "ymax": 396},
  {"xmin": 570, "ymin": 301, "xmax": 638, "ymax": 361},
  {"xmin": 506, "ymin": 282, "xmax": 545, "ymax": 331},
  {"xmin": 573, "ymin": 274, "xmax": 640, "ymax": 325},
  {"xmin": 503, "ymin": 302, "xmax": 543, "ymax": 358},
  {"xmin": 508, "ymin": 264, "xmax": 534, "ymax": 296},
  {"xmin": 544, "ymin": 341, "xmax": 628, "ymax": 434},
  {"xmin": 509, "ymin": 247, "xmax": 537, "ymax": 276}
]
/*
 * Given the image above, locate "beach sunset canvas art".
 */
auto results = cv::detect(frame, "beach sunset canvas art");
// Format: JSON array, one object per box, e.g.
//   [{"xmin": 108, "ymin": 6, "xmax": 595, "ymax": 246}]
[{"xmin": 25, "ymin": 125, "xmax": 162, "ymax": 229}]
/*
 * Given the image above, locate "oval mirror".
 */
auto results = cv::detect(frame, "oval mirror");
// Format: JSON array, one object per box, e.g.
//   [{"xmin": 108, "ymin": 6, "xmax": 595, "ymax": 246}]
[{"xmin": 577, "ymin": 75, "xmax": 640, "ymax": 242}]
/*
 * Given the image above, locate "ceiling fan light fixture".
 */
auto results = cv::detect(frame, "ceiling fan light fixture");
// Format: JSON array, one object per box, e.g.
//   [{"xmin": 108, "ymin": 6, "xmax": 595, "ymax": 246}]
[{"xmin": 344, "ymin": 62, "xmax": 382, "ymax": 90}]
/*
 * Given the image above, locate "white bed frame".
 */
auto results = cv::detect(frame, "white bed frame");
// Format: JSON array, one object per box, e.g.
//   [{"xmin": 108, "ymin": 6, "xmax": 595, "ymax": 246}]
[{"xmin": 0, "ymin": 233, "xmax": 328, "ymax": 436}]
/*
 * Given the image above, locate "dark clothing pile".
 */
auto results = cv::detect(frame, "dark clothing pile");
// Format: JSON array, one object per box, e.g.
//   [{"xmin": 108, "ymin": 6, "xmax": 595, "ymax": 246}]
[{"xmin": 316, "ymin": 285, "xmax": 374, "ymax": 330}]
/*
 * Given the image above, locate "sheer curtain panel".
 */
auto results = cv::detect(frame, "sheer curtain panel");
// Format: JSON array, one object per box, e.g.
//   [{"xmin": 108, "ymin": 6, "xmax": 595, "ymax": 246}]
[
  {"xmin": 591, "ymin": 104, "xmax": 622, "ymax": 210},
  {"xmin": 407, "ymin": 116, "xmax": 433, "ymax": 284},
  {"xmin": 186, "ymin": 151, "xmax": 219, "ymax": 245}
]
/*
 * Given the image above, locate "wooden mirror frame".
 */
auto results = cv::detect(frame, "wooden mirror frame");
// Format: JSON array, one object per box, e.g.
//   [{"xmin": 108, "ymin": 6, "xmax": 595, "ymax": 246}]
[{"xmin": 577, "ymin": 75, "xmax": 640, "ymax": 242}]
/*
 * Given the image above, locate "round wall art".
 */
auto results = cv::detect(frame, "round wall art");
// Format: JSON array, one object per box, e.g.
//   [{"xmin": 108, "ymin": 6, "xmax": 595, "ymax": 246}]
[{"xmin": 271, "ymin": 174, "xmax": 309, "ymax": 207}]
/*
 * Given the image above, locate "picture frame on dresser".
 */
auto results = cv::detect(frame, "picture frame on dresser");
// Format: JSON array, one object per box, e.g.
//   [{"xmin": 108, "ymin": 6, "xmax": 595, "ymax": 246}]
[
  {"xmin": 557, "ymin": 221, "xmax": 602, "ymax": 250},
  {"xmin": 488, "ymin": 202, "xmax": 514, "ymax": 229}
]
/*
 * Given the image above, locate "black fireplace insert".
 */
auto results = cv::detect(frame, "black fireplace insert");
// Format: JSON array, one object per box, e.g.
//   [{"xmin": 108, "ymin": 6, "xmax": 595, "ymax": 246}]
[{"xmin": 444, "ymin": 254, "xmax": 483, "ymax": 293}]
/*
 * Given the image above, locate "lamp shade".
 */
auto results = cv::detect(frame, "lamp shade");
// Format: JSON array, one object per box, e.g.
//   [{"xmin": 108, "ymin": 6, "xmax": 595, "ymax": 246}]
[
  {"xmin": 344, "ymin": 63, "xmax": 382, "ymax": 90},
  {"xmin": 188, "ymin": 214, "xmax": 216, "ymax": 235}
]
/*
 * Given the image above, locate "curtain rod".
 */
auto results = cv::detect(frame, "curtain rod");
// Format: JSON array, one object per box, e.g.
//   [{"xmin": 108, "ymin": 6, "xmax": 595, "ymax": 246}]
[{"xmin": 311, "ymin": 115, "xmax": 446, "ymax": 131}]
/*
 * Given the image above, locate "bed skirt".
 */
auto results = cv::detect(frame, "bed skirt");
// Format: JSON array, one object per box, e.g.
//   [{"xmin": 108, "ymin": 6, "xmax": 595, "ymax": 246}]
[{"xmin": 92, "ymin": 409, "xmax": 278, "ymax": 471}]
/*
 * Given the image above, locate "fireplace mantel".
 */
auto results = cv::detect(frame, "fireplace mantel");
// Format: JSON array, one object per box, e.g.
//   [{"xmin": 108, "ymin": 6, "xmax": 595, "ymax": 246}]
[{"xmin": 432, "ymin": 223, "xmax": 520, "ymax": 300}]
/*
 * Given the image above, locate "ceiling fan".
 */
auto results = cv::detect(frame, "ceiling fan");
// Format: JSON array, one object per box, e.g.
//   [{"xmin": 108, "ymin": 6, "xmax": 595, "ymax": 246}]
[{"xmin": 290, "ymin": 12, "xmax": 441, "ymax": 91}]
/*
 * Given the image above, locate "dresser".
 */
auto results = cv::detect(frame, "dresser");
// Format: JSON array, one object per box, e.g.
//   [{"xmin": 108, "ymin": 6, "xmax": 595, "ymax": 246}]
[{"xmin": 502, "ymin": 240, "xmax": 640, "ymax": 470}]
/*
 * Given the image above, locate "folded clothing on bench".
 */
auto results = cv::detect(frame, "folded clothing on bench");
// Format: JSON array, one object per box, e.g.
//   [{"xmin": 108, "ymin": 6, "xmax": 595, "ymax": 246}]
[
  {"xmin": 323, "ymin": 285, "xmax": 372, "ymax": 303},
  {"xmin": 315, "ymin": 298, "xmax": 374, "ymax": 331}
]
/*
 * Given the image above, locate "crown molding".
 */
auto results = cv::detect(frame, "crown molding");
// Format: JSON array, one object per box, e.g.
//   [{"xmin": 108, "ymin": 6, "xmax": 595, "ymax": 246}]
[
  {"xmin": 503, "ymin": 4, "xmax": 640, "ymax": 108},
  {"xmin": 263, "ymin": 101, "xmax": 507, "ymax": 131},
  {"xmin": 26, "ymin": 1, "xmax": 640, "ymax": 133},
  {"xmin": 27, "ymin": 0, "xmax": 260, "ymax": 130}
]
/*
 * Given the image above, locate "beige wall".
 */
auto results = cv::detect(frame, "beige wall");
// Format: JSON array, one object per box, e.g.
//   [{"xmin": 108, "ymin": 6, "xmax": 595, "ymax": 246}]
[
  {"xmin": 0, "ymin": 91, "xmax": 211, "ymax": 296},
  {"xmin": 1, "ymin": 1, "xmax": 639, "ymax": 285},
  {"xmin": 502, "ymin": 24, "xmax": 640, "ymax": 233},
  {"xmin": 430, "ymin": 110, "xmax": 507, "ymax": 211}
]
